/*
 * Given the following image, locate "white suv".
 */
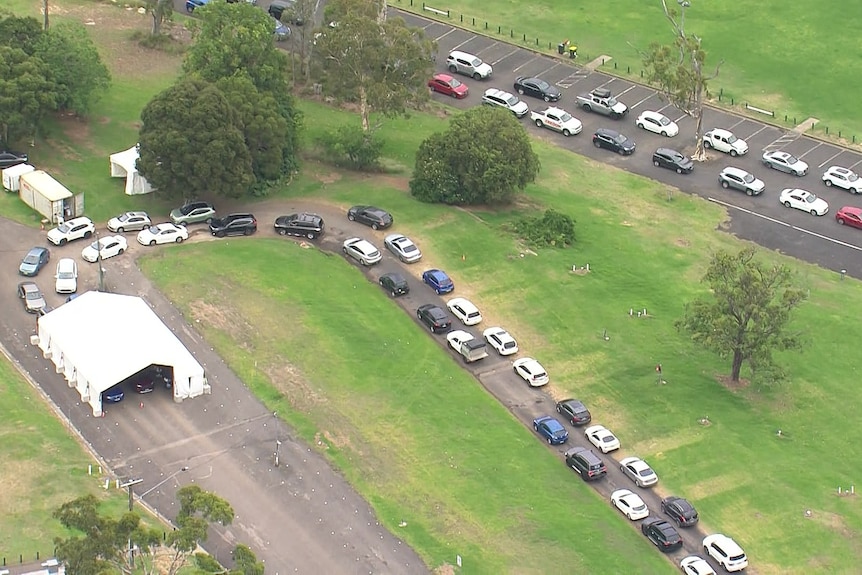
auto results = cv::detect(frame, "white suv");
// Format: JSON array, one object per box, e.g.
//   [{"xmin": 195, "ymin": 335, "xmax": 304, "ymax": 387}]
[
  {"xmin": 703, "ymin": 128, "xmax": 749, "ymax": 157},
  {"xmin": 47, "ymin": 217, "xmax": 96, "ymax": 246},
  {"xmin": 446, "ymin": 50, "xmax": 493, "ymax": 80},
  {"xmin": 703, "ymin": 534, "xmax": 748, "ymax": 572},
  {"xmin": 482, "ymin": 89, "xmax": 529, "ymax": 118}
]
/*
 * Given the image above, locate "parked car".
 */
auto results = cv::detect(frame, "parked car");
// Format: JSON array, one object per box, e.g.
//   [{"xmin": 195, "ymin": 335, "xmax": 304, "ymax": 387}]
[
  {"xmin": 47, "ymin": 217, "xmax": 95, "ymax": 246},
  {"xmin": 428, "ymin": 73, "xmax": 469, "ymax": 98},
  {"xmin": 584, "ymin": 424, "xmax": 620, "ymax": 453},
  {"xmin": 137, "ymin": 223, "xmax": 189, "ymax": 246},
  {"xmin": 636, "ymin": 111, "xmax": 679, "ymax": 137},
  {"xmin": 19, "ymin": 246, "xmax": 50, "ymax": 277},
  {"xmin": 762, "ymin": 150, "xmax": 808, "ymax": 176},
  {"xmin": 342, "ymin": 237, "xmax": 382, "ymax": 265},
  {"xmin": 532, "ymin": 416, "xmax": 569, "ymax": 445},
  {"xmin": 274, "ymin": 212, "xmax": 324, "ymax": 239},
  {"xmin": 680, "ymin": 556, "xmax": 716, "ymax": 575},
  {"xmin": 416, "ymin": 304, "xmax": 451, "ymax": 333},
  {"xmin": 611, "ymin": 489, "xmax": 649, "ymax": 521},
  {"xmin": 779, "ymin": 188, "xmax": 828, "ymax": 215},
  {"xmin": 185, "ymin": 0, "xmax": 210, "ymax": 11},
  {"xmin": 347, "ymin": 205, "xmax": 393, "ymax": 230},
  {"xmin": 54, "ymin": 258, "xmax": 78, "ymax": 294},
  {"xmin": 81, "ymin": 235, "xmax": 128, "ymax": 262},
  {"xmin": 379, "ymin": 272, "xmax": 409, "ymax": 297},
  {"xmin": 702, "ymin": 534, "xmax": 748, "ymax": 572},
  {"xmin": 592, "ymin": 128, "xmax": 636, "ymax": 155},
  {"xmin": 719, "ymin": 167, "xmax": 765, "ymax": 196},
  {"xmin": 384, "ymin": 233, "xmax": 422, "ymax": 263},
  {"xmin": 641, "ymin": 517, "xmax": 683, "ymax": 553},
  {"xmin": 513, "ymin": 76, "xmax": 561, "ymax": 102},
  {"xmin": 268, "ymin": 0, "xmax": 303, "ymax": 24},
  {"xmin": 703, "ymin": 128, "xmax": 748, "ymax": 157},
  {"xmin": 103, "ymin": 386, "xmax": 125, "ymax": 403},
  {"xmin": 134, "ymin": 374, "xmax": 155, "ymax": 394},
  {"xmin": 0, "ymin": 149, "xmax": 28, "ymax": 168},
  {"xmin": 530, "ymin": 107, "xmax": 582, "ymax": 136},
  {"xmin": 422, "ymin": 269, "xmax": 454, "ymax": 294},
  {"xmin": 822, "ymin": 165, "xmax": 862, "ymax": 193},
  {"xmin": 482, "ymin": 327, "xmax": 518, "ymax": 356},
  {"xmin": 661, "ymin": 496, "xmax": 699, "ymax": 527},
  {"xmin": 512, "ymin": 357, "xmax": 549, "ymax": 387},
  {"xmin": 619, "ymin": 456, "xmax": 658, "ymax": 487},
  {"xmin": 836, "ymin": 206, "xmax": 862, "ymax": 228},
  {"xmin": 652, "ymin": 148, "xmax": 693, "ymax": 174},
  {"xmin": 107, "ymin": 211, "xmax": 151, "ymax": 233},
  {"xmin": 481, "ymin": 88, "xmax": 529, "ymax": 118},
  {"xmin": 555, "ymin": 398, "xmax": 591, "ymax": 426},
  {"xmin": 446, "ymin": 50, "xmax": 492, "ymax": 80},
  {"xmin": 209, "ymin": 213, "xmax": 257, "ymax": 237},
  {"xmin": 446, "ymin": 297, "xmax": 482, "ymax": 326},
  {"xmin": 18, "ymin": 281, "xmax": 47, "ymax": 314},
  {"xmin": 170, "ymin": 201, "xmax": 215, "ymax": 225},
  {"xmin": 564, "ymin": 446, "xmax": 606, "ymax": 481}
]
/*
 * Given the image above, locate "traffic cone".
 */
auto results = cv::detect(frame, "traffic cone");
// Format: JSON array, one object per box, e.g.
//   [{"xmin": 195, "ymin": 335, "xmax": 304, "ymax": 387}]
[{"xmin": 139, "ymin": 401, "xmax": 144, "ymax": 409}]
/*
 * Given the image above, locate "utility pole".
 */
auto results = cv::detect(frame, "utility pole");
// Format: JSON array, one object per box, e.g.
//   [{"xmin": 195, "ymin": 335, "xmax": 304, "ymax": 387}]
[
  {"xmin": 95, "ymin": 230, "xmax": 106, "ymax": 292},
  {"xmin": 120, "ymin": 478, "xmax": 144, "ymax": 512}
]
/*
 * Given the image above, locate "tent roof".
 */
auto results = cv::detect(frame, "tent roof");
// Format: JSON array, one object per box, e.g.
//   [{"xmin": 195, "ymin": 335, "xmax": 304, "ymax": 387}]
[
  {"xmin": 109, "ymin": 146, "xmax": 139, "ymax": 172},
  {"xmin": 38, "ymin": 291, "xmax": 203, "ymax": 394}
]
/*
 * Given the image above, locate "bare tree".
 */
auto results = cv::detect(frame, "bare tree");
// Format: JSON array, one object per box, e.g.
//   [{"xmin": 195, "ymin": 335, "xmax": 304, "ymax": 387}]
[{"xmin": 641, "ymin": 0, "xmax": 723, "ymax": 160}]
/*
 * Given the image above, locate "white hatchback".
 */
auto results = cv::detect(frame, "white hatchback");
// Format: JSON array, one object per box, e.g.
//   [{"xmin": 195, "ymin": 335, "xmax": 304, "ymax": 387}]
[
  {"xmin": 447, "ymin": 297, "xmax": 482, "ymax": 326},
  {"xmin": 54, "ymin": 258, "xmax": 77, "ymax": 294},
  {"xmin": 82, "ymin": 235, "xmax": 128, "ymax": 262},
  {"xmin": 779, "ymin": 188, "xmax": 828, "ymax": 216},
  {"xmin": 342, "ymin": 237, "xmax": 382, "ymax": 266},
  {"xmin": 610, "ymin": 489, "xmax": 649, "ymax": 521},
  {"xmin": 636, "ymin": 110, "xmax": 678, "ymax": 137},
  {"xmin": 138, "ymin": 223, "xmax": 189, "ymax": 246}
]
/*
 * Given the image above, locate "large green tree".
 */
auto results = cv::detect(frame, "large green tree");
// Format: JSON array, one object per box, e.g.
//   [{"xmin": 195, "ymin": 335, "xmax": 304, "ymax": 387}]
[
  {"xmin": 35, "ymin": 22, "xmax": 111, "ymax": 116},
  {"xmin": 315, "ymin": 0, "xmax": 435, "ymax": 131},
  {"xmin": 0, "ymin": 14, "xmax": 44, "ymax": 54},
  {"xmin": 676, "ymin": 247, "xmax": 807, "ymax": 383},
  {"xmin": 0, "ymin": 45, "xmax": 57, "ymax": 143},
  {"xmin": 410, "ymin": 106, "xmax": 540, "ymax": 205},
  {"xmin": 641, "ymin": 0, "xmax": 722, "ymax": 159},
  {"xmin": 137, "ymin": 78, "xmax": 254, "ymax": 199}
]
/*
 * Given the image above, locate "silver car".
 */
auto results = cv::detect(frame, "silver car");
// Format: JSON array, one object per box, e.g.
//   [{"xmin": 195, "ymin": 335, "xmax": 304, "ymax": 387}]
[
  {"xmin": 762, "ymin": 150, "xmax": 808, "ymax": 176},
  {"xmin": 718, "ymin": 167, "xmax": 765, "ymax": 196}
]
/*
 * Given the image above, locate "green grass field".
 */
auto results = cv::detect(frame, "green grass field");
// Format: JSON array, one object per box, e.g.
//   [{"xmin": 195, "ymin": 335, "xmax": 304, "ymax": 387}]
[{"xmin": 399, "ymin": 0, "xmax": 862, "ymax": 139}]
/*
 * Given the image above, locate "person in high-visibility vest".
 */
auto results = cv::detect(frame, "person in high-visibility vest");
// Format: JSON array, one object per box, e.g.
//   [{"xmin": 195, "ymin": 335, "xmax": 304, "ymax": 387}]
[{"xmin": 568, "ymin": 44, "xmax": 578, "ymax": 59}]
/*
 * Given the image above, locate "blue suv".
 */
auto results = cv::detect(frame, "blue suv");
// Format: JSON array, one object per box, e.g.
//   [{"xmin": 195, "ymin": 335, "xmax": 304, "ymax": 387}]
[{"xmin": 422, "ymin": 269, "xmax": 454, "ymax": 294}]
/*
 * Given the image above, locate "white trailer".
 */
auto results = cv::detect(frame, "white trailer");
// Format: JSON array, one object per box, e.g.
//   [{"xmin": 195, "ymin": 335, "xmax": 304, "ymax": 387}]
[
  {"xmin": 18, "ymin": 170, "xmax": 84, "ymax": 224},
  {"xmin": 2, "ymin": 163, "xmax": 36, "ymax": 192}
]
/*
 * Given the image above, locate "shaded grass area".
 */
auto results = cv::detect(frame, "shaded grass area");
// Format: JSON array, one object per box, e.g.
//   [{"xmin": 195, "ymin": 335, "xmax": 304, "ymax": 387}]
[{"xmin": 397, "ymin": 0, "xmax": 862, "ymax": 138}]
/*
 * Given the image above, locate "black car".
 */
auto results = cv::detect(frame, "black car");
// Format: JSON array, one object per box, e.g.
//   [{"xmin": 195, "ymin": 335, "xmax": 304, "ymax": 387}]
[
  {"xmin": 268, "ymin": 0, "xmax": 303, "ymax": 25},
  {"xmin": 641, "ymin": 517, "xmax": 683, "ymax": 553},
  {"xmin": 416, "ymin": 304, "xmax": 451, "ymax": 333},
  {"xmin": 564, "ymin": 447, "xmax": 606, "ymax": 481},
  {"xmin": 274, "ymin": 213, "xmax": 324, "ymax": 239},
  {"xmin": 347, "ymin": 205, "xmax": 393, "ymax": 230},
  {"xmin": 592, "ymin": 128, "xmax": 636, "ymax": 155},
  {"xmin": 513, "ymin": 76, "xmax": 561, "ymax": 102},
  {"xmin": 379, "ymin": 272, "xmax": 409, "ymax": 297},
  {"xmin": 660, "ymin": 496, "xmax": 699, "ymax": 527},
  {"xmin": 209, "ymin": 213, "xmax": 257, "ymax": 237},
  {"xmin": 652, "ymin": 147, "xmax": 693, "ymax": 174},
  {"xmin": 0, "ymin": 150, "xmax": 29, "ymax": 169},
  {"xmin": 556, "ymin": 399, "xmax": 592, "ymax": 426}
]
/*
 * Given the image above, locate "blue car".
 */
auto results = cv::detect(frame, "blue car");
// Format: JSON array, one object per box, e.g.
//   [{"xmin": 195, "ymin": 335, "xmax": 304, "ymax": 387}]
[
  {"xmin": 422, "ymin": 269, "xmax": 454, "ymax": 294},
  {"xmin": 103, "ymin": 386, "xmax": 124, "ymax": 403},
  {"xmin": 185, "ymin": 0, "xmax": 210, "ymax": 12},
  {"xmin": 19, "ymin": 246, "xmax": 50, "ymax": 277},
  {"xmin": 533, "ymin": 416, "xmax": 569, "ymax": 445}
]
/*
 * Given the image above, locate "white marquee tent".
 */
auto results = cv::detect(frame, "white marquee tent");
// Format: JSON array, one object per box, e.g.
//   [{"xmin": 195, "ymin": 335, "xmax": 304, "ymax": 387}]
[
  {"xmin": 109, "ymin": 145, "xmax": 153, "ymax": 195},
  {"xmin": 35, "ymin": 292, "xmax": 209, "ymax": 416}
]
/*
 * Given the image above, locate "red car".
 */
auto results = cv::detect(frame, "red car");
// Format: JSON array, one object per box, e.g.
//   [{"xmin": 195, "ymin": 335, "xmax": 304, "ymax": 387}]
[
  {"xmin": 428, "ymin": 73, "xmax": 469, "ymax": 99},
  {"xmin": 836, "ymin": 206, "xmax": 862, "ymax": 229}
]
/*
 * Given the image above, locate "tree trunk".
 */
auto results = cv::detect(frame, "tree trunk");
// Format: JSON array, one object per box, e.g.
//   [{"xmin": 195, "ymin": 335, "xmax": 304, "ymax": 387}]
[
  {"xmin": 358, "ymin": 84, "xmax": 370, "ymax": 132},
  {"xmin": 151, "ymin": 10, "xmax": 161, "ymax": 36},
  {"xmin": 693, "ymin": 110, "xmax": 705, "ymax": 160},
  {"xmin": 730, "ymin": 349, "xmax": 744, "ymax": 382},
  {"xmin": 42, "ymin": 0, "xmax": 49, "ymax": 29}
]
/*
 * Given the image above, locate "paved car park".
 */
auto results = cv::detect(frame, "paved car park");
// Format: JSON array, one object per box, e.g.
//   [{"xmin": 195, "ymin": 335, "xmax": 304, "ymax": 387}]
[{"xmin": 401, "ymin": 9, "xmax": 862, "ymax": 280}]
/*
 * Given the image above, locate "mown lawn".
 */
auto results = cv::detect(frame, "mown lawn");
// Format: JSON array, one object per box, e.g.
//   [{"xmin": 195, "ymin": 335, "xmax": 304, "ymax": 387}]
[{"xmin": 397, "ymin": 0, "xmax": 862, "ymax": 139}]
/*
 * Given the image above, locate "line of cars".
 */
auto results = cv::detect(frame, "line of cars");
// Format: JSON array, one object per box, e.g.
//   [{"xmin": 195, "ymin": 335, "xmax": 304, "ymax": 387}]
[{"xmin": 332, "ymin": 200, "xmax": 750, "ymax": 573}]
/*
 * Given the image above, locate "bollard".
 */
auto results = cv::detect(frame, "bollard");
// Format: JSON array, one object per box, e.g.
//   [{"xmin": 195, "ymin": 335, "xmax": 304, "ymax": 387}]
[
  {"xmin": 826, "ymin": 126, "xmax": 829, "ymax": 134},
  {"xmin": 536, "ymin": 38, "xmax": 539, "ymax": 45},
  {"xmin": 785, "ymin": 115, "xmax": 787, "ymax": 122},
  {"xmin": 510, "ymin": 29, "xmax": 513, "ymax": 37},
  {"xmin": 854, "ymin": 135, "xmax": 856, "ymax": 144},
  {"xmin": 731, "ymin": 98, "xmax": 734, "ymax": 105},
  {"xmin": 719, "ymin": 88, "xmax": 723, "ymax": 98},
  {"xmin": 614, "ymin": 62, "xmax": 617, "ymax": 69},
  {"xmin": 472, "ymin": 17, "xmax": 475, "ymax": 25},
  {"xmin": 460, "ymin": 14, "xmax": 462, "ymax": 22},
  {"xmin": 523, "ymin": 33, "xmax": 526, "ymax": 41},
  {"xmin": 485, "ymin": 22, "xmax": 488, "ymax": 29},
  {"xmin": 640, "ymin": 70, "xmax": 643, "ymax": 78},
  {"xmin": 498, "ymin": 25, "xmax": 501, "ymax": 33},
  {"xmin": 839, "ymin": 131, "xmax": 842, "ymax": 138},
  {"xmin": 627, "ymin": 65, "xmax": 630, "ymax": 73}
]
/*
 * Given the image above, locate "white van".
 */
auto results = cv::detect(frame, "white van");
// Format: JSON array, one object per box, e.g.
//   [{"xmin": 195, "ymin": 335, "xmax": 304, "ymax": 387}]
[{"xmin": 446, "ymin": 50, "xmax": 493, "ymax": 80}]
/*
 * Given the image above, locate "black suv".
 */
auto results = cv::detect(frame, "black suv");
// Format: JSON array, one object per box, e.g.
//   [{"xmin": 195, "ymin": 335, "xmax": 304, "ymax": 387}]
[
  {"xmin": 556, "ymin": 399, "xmax": 592, "ymax": 426},
  {"xmin": 564, "ymin": 447, "xmax": 606, "ymax": 481},
  {"xmin": 416, "ymin": 304, "xmax": 451, "ymax": 333},
  {"xmin": 209, "ymin": 213, "xmax": 257, "ymax": 237},
  {"xmin": 379, "ymin": 272, "xmax": 409, "ymax": 297},
  {"xmin": 660, "ymin": 496, "xmax": 699, "ymax": 527},
  {"xmin": 268, "ymin": 0, "xmax": 303, "ymax": 24},
  {"xmin": 0, "ymin": 149, "xmax": 28, "ymax": 169},
  {"xmin": 652, "ymin": 147, "xmax": 693, "ymax": 174},
  {"xmin": 641, "ymin": 517, "xmax": 683, "ymax": 553},
  {"xmin": 274, "ymin": 213, "xmax": 325, "ymax": 239},
  {"xmin": 592, "ymin": 128, "xmax": 636, "ymax": 155}
]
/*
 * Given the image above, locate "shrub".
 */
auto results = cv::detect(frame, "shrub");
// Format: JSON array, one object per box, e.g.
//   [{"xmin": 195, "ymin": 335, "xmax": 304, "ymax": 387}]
[
  {"xmin": 514, "ymin": 208, "xmax": 575, "ymax": 248},
  {"xmin": 316, "ymin": 125, "xmax": 383, "ymax": 171}
]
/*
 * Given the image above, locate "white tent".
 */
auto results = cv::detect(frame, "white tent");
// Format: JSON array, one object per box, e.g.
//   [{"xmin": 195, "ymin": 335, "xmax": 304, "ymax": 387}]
[
  {"xmin": 109, "ymin": 145, "xmax": 153, "ymax": 195},
  {"xmin": 34, "ymin": 291, "xmax": 209, "ymax": 416}
]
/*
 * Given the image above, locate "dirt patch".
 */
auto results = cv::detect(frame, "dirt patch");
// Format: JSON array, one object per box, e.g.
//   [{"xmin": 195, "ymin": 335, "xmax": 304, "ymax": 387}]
[
  {"xmin": 716, "ymin": 373, "xmax": 749, "ymax": 391},
  {"xmin": 675, "ymin": 237, "xmax": 691, "ymax": 247},
  {"xmin": 262, "ymin": 362, "xmax": 325, "ymax": 412},
  {"xmin": 432, "ymin": 564, "xmax": 456, "ymax": 575}
]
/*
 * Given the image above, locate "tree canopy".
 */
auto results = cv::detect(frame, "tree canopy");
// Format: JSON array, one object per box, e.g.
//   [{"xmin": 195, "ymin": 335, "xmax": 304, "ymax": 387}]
[
  {"xmin": 314, "ymin": 0, "xmax": 435, "ymax": 131},
  {"xmin": 410, "ymin": 106, "xmax": 540, "ymax": 205},
  {"xmin": 676, "ymin": 247, "xmax": 807, "ymax": 383},
  {"xmin": 640, "ymin": 0, "xmax": 722, "ymax": 159}
]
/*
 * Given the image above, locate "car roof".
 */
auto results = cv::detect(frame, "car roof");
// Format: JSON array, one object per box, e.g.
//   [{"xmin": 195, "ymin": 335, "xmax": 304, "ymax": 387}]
[
  {"xmin": 382, "ymin": 272, "xmax": 406, "ymax": 282},
  {"xmin": 829, "ymin": 166, "xmax": 855, "ymax": 174},
  {"xmin": 57, "ymin": 257, "xmax": 75, "ymax": 268},
  {"xmin": 840, "ymin": 206, "xmax": 862, "ymax": 215},
  {"xmin": 484, "ymin": 88, "xmax": 515, "ymax": 99},
  {"xmin": 434, "ymin": 73, "xmax": 455, "ymax": 81},
  {"xmin": 766, "ymin": 150, "xmax": 792, "ymax": 159},
  {"xmin": 448, "ymin": 50, "xmax": 478, "ymax": 59},
  {"xmin": 708, "ymin": 128, "xmax": 732, "ymax": 136},
  {"xmin": 704, "ymin": 533, "xmax": 743, "ymax": 551},
  {"xmin": 595, "ymin": 128, "xmax": 620, "ymax": 137},
  {"xmin": 543, "ymin": 107, "xmax": 567, "ymax": 115},
  {"xmin": 655, "ymin": 147, "xmax": 683, "ymax": 157},
  {"xmin": 449, "ymin": 297, "xmax": 477, "ymax": 310},
  {"xmin": 427, "ymin": 269, "xmax": 448, "ymax": 278},
  {"xmin": 721, "ymin": 166, "xmax": 750, "ymax": 176},
  {"xmin": 28, "ymin": 246, "xmax": 49, "ymax": 255}
]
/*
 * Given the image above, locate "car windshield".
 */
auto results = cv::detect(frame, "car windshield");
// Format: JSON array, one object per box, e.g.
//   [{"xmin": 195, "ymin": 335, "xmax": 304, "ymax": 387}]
[
  {"xmin": 88, "ymin": 239, "xmax": 100, "ymax": 249},
  {"xmin": 727, "ymin": 134, "xmax": 738, "ymax": 143},
  {"xmin": 23, "ymin": 254, "xmax": 39, "ymax": 264},
  {"xmin": 535, "ymin": 80, "xmax": 549, "ymax": 91},
  {"xmin": 505, "ymin": 95, "xmax": 519, "ymax": 106},
  {"xmin": 670, "ymin": 152, "xmax": 684, "ymax": 161},
  {"xmin": 613, "ymin": 134, "xmax": 628, "ymax": 144},
  {"xmin": 559, "ymin": 112, "xmax": 572, "ymax": 122},
  {"xmin": 146, "ymin": 225, "xmax": 161, "ymax": 233},
  {"xmin": 848, "ymin": 172, "xmax": 859, "ymax": 182},
  {"xmin": 805, "ymin": 194, "xmax": 818, "ymax": 203},
  {"xmin": 606, "ymin": 97, "xmax": 618, "ymax": 105},
  {"xmin": 402, "ymin": 244, "xmax": 417, "ymax": 253},
  {"xmin": 639, "ymin": 469, "xmax": 653, "ymax": 476},
  {"xmin": 470, "ymin": 57, "xmax": 483, "ymax": 67},
  {"xmin": 180, "ymin": 204, "xmax": 198, "ymax": 215},
  {"xmin": 659, "ymin": 116, "xmax": 671, "ymax": 126},
  {"xmin": 25, "ymin": 290, "xmax": 40, "ymax": 300},
  {"xmin": 786, "ymin": 155, "xmax": 799, "ymax": 163},
  {"xmin": 742, "ymin": 174, "xmax": 755, "ymax": 183},
  {"xmin": 58, "ymin": 269, "xmax": 74, "ymax": 279},
  {"xmin": 56, "ymin": 223, "xmax": 71, "ymax": 233},
  {"xmin": 118, "ymin": 213, "xmax": 132, "ymax": 222},
  {"xmin": 449, "ymin": 77, "xmax": 462, "ymax": 88}
]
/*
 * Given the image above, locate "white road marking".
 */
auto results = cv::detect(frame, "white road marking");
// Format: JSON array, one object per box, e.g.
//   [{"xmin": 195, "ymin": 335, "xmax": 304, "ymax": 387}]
[
  {"xmin": 617, "ymin": 85, "xmax": 638, "ymax": 97},
  {"xmin": 674, "ymin": 113, "xmax": 688, "ymax": 123},
  {"xmin": 491, "ymin": 48, "xmax": 520, "ymax": 66},
  {"xmin": 850, "ymin": 158, "xmax": 862, "ymax": 170},
  {"xmin": 797, "ymin": 142, "xmax": 822, "ymax": 159},
  {"xmin": 512, "ymin": 57, "xmax": 538, "ymax": 73},
  {"xmin": 537, "ymin": 62, "xmax": 561, "ymax": 77},
  {"xmin": 476, "ymin": 42, "xmax": 500, "ymax": 56},
  {"xmin": 745, "ymin": 125, "xmax": 769, "ymax": 140},
  {"xmin": 818, "ymin": 150, "xmax": 845, "ymax": 168},
  {"xmin": 708, "ymin": 197, "xmax": 862, "ymax": 252},
  {"xmin": 596, "ymin": 77, "xmax": 616, "ymax": 89},
  {"xmin": 729, "ymin": 118, "xmax": 747, "ymax": 129},
  {"xmin": 451, "ymin": 36, "xmax": 477, "ymax": 51},
  {"xmin": 656, "ymin": 103, "xmax": 673, "ymax": 113},
  {"xmin": 630, "ymin": 94, "xmax": 656, "ymax": 110},
  {"xmin": 434, "ymin": 28, "xmax": 457, "ymax": 41}
]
